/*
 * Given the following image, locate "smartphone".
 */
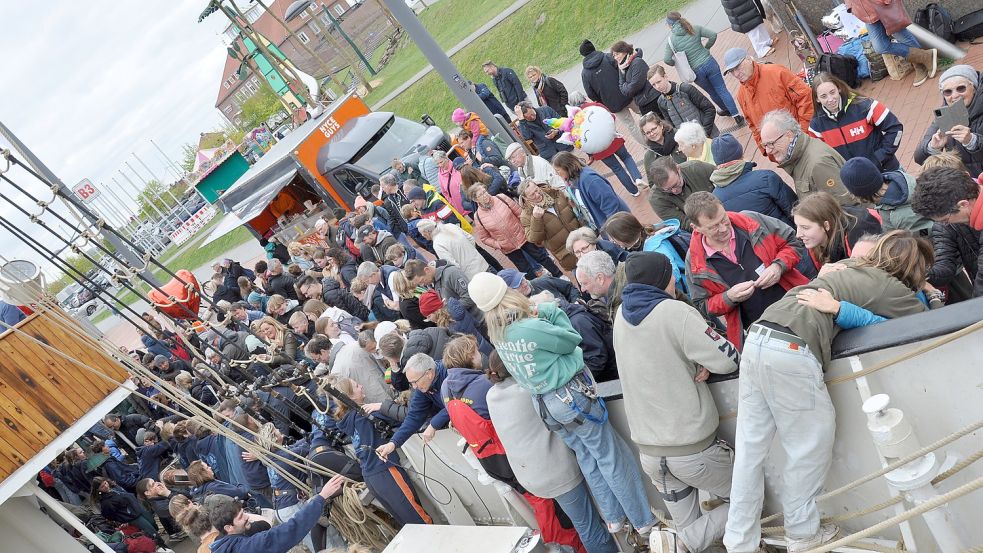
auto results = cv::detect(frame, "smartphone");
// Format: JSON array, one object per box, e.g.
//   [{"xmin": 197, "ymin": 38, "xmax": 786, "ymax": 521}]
[{"xmin": 935, "ymin": 101, "xmax": 970, "ymax": 133}]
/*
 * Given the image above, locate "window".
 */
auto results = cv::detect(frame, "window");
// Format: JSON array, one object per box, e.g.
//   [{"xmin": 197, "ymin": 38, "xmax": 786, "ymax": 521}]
[
  {"xmin": 298, "ymin": 31, "xmax": 310, "ymax": 44},
  {"xmin": 299, "ymin": 9, "xmax": 309, "ymax": 19},
  {"xmin": 224, "ymin": 106, "xmax": 233, "ymax": 115},
  {"xmin": 333, "ymin": 4, "xmax": 345, "ymax": 16},
  {"xmin": 224, "ymin": 81, "xmax": 231, "ymax": 90},
  {"xmin": 245, "ymin": 77, "xmax": 260, "ymax": 95},
  {"xmin": 246, "ymin": 6, "xmax": 261, "ymax": 23},
  {"xmin": 309, "ymin": 21, "xmax": 321, "ymax": 34},
  {"xmin": 319, "ymin": 12, "xmax": 332, "ymax": 26},
  {"xmin": 223, "ymin": 27, "xmax": 239, "ymax": 43}
]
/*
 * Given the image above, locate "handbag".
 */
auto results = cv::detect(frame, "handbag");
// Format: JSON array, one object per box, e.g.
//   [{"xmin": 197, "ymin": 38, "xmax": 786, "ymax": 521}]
[
  {"xmin": 872, "ymin": 0, "xmax": 912, "ymax": 36},
  {"xmin": 668, "ymin": 36, "xmax": 697, "ymax": 83}
]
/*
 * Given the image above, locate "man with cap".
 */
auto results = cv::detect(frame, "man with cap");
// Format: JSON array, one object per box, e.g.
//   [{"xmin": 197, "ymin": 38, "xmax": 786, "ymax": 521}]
[
  {"xmin": 840, "ymin": 157, "xmax": 933, "ymax": 234},
  {"xmin": 709, "ymin": 133, "xmax": 798, "ymax": 227},
  {"xmin": 498, "ymin": 268, "xmax": 580, "ymax": 303},
  {"xmin": 506, "ymin": 142, "xmax": 566, "ymax": 189},
  {"xmin": 515, "ymin": 101, "xmax": 573, "ymax": 162},
  {"xmin": 722, "ymin": 47, "xmax": 813, "ymax": 155},
  {"xmin": 613, "ymin": 251, "xmax": 739, "ymax": 553},
  {"xmin": 357, "ymin": 224, "xmax": 398, "ymax": 266},
  {"xmin": 580, "ymin": 39, "xmax": 648, "ymax": 147},
  {"xmin": 759, "ymin": 109, "xmax": 853, "ymax": 206},
  {"xmin": 208, "ymin": 476, "xmax": 345, "ymax": 553}
]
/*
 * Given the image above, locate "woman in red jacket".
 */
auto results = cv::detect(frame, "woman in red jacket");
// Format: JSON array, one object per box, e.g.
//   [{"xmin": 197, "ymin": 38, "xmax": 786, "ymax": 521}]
[{"xmin": 470, "ymin": 183, "xmax": 562, "ymax": 278}]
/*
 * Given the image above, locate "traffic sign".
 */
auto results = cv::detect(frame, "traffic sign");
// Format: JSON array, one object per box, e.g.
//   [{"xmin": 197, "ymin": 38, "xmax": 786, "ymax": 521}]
[{"xmin": 73, "ymin": 178, "xmax": 101, "ymax": 203}]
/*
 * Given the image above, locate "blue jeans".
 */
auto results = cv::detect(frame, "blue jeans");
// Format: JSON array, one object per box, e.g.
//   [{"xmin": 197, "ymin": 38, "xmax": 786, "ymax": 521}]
[
  {"xmin": 537, "ymin": 375, "xmax": 655, "ymax": 530},
  {"xmin": 555, "ymin": 479, "xmax": 619, "ymax": 553},
  {"xmin": 694, "ymin": 56, "xmax": 740, "ymax": 116},
  {"xmin": 866, "ymin": 20, "xmax": 920, "ymax": 57},
  {"xmin": 599, "ymin": 144, "xmax": 642, "ymax": 194},
  {"xmin": 507, "ymin": 242, "xmax": 562, "ymax": 278}
]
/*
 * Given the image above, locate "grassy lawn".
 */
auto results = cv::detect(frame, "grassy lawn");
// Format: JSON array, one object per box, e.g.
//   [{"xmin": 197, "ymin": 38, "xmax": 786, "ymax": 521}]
[
  {"xmin": 362, "ymin": 0, "xmax": 514, "ymax": 106},
  {"xmin": 382, "ymin": 0, "xmax": 685, "ymax": 120},
  {"xmin": 91, "ymin": 220, "xmax": 253, "ymax": 324}
]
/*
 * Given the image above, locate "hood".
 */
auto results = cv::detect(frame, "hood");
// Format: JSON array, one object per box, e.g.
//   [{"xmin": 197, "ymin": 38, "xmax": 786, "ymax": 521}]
[
  {"xmin": 880, "ymin": 171, "xmax": 911, "ymax": 207},
  {"xmin": 322, "ymin": 277, "xmax": 342, "ymax": 294},
  {"xmin": 710, "ymin": 161, "xmax": 754, "ymax": 187},
  {"xmin": 643, "ymin": 219, "xmax": 682, "ymax": 250},
  {"xmin": 401, "ymin": 326, "xmax": 454, "ymax": 366},
  {"xmin": 210, "ymin": 535, "xmax": 246, "ymax": 553},
  {"xmin": 373, "ymin": 229, "xmax": 394, "ymax": 245},
  {"xmin": 582, "ymin": 50, "xmax": 607, "ymax": 70},
  {"xmin": 620, "ymin": 283, "xmax": 674, "ymax": 325},
  {"xmin": 443, "ymin": 368, "xmax": 488, "ymax": 399}
]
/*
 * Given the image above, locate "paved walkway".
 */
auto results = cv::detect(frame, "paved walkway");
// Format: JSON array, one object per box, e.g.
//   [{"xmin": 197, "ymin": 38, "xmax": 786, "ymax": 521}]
[{"xmin": 371, "ymin": 0, "xmax": 535, "ymax": 109}]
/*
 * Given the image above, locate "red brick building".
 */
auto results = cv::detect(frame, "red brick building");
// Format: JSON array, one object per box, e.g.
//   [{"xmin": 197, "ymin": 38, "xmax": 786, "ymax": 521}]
[{"xmin": 214, "ymin": 0, "xmax": 395, "ymax": 126}]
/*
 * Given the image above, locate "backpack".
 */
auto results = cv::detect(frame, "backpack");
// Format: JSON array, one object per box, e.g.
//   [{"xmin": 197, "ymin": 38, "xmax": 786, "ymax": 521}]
[
  {"xmin": 953, "ymin": 9, "xmax": 983, "ymax": 42},
  {"xmin": 117, "ymin": 525, "xmax": 156, "ymax": 553},
  {"xmin": 914, "ymin": 3, "xmax": 955, "ymax": 42},
  {"xmin": 445, "ymin": 400, "xmax": 506, "ymax": 460},
  {"xmin": 817, "ymin": 53, "xmax": 860, "ymax": 89}
]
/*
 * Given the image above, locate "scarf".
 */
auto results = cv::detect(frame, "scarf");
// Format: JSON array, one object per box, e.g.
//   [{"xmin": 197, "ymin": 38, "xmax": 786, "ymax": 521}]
[
  {"xmin": 529, "ymin": 186, "xmax": 556, "ymax": 210},
  {"xmin": 618, "ymin": 52, "xmax": 637, "ymax": 71},
  {"xmin": 710, "ymin": 161, "xmax": 748, "ymax": 187}
]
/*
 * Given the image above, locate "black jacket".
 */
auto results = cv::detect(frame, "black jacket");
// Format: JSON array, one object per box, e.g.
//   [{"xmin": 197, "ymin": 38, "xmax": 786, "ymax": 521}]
[
  {"xmin": 657, "ymin": 81, "xmax": 718, "ymax": 138},
  {"xmin": 617, "ymin": 48, "xmax": 659, "ymax": 108},
  {"xmin": 534, "ymin": 75, "xmax": 569, "ymax": 115},
  {"xmin": 561, "ymin": 299, "xmax": 617, "ymax": 382},
  {"xmin": 529, "ymin": 275, "xmax": 581, "ymax": 303},
  {"xmin": 99, "ymin": 490, "xmax": 144, "ymax": 523},
  {"xmin": 492, "ymin": 66, "xmax": 527, "ymax": 110},
  {"xmin": 320, "ymin": 277, "xmax": 370, "ymax": 321},
  {"xmin": 581, "ymin": 51, "xmax": 632, "ymax": 113},
  {"xmin": 721, "ymin": 0, "xmax": 766, "ymax": 33},
  {"xmin": 397, "ymin": 327, "xmax": 455, "ymax": 392},
  {"xmin": 267, "ymin": 273, "xmax": 298, "ymax": 300},
  {"xmin": 927, "ymin": 222, "xmax": 983, "ymax": 300},
  {"xmin": 914, "ymin": 73, "xmax": 983, "ymax": 176}
]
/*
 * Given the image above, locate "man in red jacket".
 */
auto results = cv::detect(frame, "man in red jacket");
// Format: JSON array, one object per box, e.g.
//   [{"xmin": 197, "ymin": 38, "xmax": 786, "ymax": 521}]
[
  {"xmin": 912, "ymin": 167, "xmax": 983, "ymax": 231},
  {"xmin": 683, "ymin": 192, "xmax": 809, "ymax": 350},
  {"xmin": 723, "ymin": 47, "xmax": 813, "ymax": 155}
]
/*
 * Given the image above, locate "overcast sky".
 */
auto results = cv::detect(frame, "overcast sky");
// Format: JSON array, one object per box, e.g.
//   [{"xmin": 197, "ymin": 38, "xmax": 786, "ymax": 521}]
[{"xmin": 0, "ymin": 0, "xmax": 232, "ymax": 282}]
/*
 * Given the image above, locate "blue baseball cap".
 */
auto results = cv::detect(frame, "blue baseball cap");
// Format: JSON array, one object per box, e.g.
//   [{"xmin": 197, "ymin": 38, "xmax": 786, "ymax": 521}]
[{"xmin": 723, "ymin": 48, "xmax": 749, "ymax": 74}]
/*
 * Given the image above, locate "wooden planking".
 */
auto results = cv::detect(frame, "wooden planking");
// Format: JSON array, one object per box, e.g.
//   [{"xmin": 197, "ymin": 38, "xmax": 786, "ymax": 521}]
[{"xmin": 0, "ymin": 312, "xmax": 132, "ymax": 483}]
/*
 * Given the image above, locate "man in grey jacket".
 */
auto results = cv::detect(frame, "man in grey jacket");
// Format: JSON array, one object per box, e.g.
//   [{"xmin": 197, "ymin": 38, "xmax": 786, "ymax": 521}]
[{"xmin": 613, "ymin": 251, "xmax": 739, "ymax": 553}]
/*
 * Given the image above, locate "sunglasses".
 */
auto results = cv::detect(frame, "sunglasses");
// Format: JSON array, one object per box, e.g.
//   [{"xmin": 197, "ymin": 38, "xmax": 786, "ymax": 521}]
[{"xmin": 942, "ymin": 84, "xmax": 969, "ymax": 97}]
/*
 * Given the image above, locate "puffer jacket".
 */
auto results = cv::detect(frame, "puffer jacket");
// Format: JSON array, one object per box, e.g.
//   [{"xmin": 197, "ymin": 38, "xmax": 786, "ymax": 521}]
[
  {"xmin": 473, "ymin": 194, "xmax": 527, "ymax": 254},
  {"xmin": 685, "ymin": 210, "xmax": 809, "ymax": 350},
  {"xmin": 914, "ymin": 72, "xmax": 983, "ymax": 176},
  {"xmin": 776, "ymin": 133, "xmax": 852, "ymax": 205},
  {"xmin": 581, "ymin": 50, "xmax": 632, "ymax": 113},
  {"xmin": 927, "ymin": 222, "xmax": 983, "ymax": 299},
  {"xmin": 617, "ymin": 48, "xmax": 659, "ymax": 107},
  {"xmin": 432, "ymin": 223, "xmax": 489, "ymax": 279},
  {"xmin": 520, "ymin": 187, "xmax": 583, "ymax": 270},
  {"xmin": 711, "ymin": 161, "xmax": 797, "ymax": 227},
  {"xmin": 663, "ymin": 22, "xmax": 717, "ymax": 70},
  {"xmin": 657, "ymin": 81, "xmax": 718, "ymax": 137},
  {"xmin": 809, "ymin": 94, "xmax": 903, "ymax": 172},
  {"xmin": 320, "ymin": 277, "xmax": 370, "ymax": 321},
  {"xmin": 737, "ymin": 62, "xmax": 814, "ymax": 152},
  {"xmin": 721, "ymin": 0, "xmax": 765, "ymax": 33}
]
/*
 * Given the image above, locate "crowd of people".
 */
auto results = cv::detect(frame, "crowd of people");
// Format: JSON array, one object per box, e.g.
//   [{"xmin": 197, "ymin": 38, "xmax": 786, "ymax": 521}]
[{"xmin": 36, "ymin": 7, "xmax": 983, "ymax": 553}]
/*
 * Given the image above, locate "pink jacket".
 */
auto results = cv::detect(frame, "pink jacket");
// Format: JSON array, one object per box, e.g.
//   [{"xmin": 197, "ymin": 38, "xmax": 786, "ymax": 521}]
[
  {"xmin": 439, "ymin": 165, "xmax": 469, "ymax": 215},
  {"xmin": 473, "ymin": 194, "xmax": 527, "ymax": 253}
]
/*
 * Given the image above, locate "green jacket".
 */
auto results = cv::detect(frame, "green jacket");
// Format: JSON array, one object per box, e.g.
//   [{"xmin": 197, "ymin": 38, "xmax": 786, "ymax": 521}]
[
  {"xmin": 648, "ymin": 159, "xmax": 715, "ymax": 229},
  {"xmin": 777, "ymin": 132, "xmax": 853, "ymax": 205},
  {"xmin": 496, "ymin": 302, "xmax": 585, "ymax": 394},
  {"xmin": 663, "ymin": 23, "xmax": 717, "ymax": 71},
  {"xmin": 761, "ymin": 262, "xmax": 927, "ymax": 367},
  {"xmin": 876, "ymin": 171, "xmax": 934, "ymax": 233}
]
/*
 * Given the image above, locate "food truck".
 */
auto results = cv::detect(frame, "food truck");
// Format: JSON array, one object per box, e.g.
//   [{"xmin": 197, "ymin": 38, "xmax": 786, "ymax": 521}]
[{"xmin": 213, "ymin": 93, "xmax": 449, "ymax": 246}]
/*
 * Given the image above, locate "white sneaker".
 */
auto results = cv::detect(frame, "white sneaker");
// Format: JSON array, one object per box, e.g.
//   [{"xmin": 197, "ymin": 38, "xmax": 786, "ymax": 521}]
[
  {"xmin": 649, "ymin": 528, "xmax": 689, "ymax": 552},
  {"xmin": 786, "ymin": 524, "xmax": 839, "ymax": 553}
]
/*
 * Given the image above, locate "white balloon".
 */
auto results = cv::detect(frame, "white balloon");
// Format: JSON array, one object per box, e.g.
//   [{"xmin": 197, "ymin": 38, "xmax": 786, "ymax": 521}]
[{"xmin": 578, "ymin": 106, "xmax": 616, "ymax": 154}]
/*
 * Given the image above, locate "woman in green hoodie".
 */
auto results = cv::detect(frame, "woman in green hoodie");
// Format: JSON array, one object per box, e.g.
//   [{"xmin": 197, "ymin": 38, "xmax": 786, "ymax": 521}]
[
  {"xmin": 662, "ymin": 12, "xmax": 742, "ymax": 124},
  {"xmin": 468, "ymin": 272, "xmax": 657, "ymax": 539}
]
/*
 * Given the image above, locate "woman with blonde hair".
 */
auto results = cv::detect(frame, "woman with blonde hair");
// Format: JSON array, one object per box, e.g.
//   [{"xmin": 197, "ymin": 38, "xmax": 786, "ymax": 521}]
[
  {"xmin": 793, "ymin": 191, "xmax": 882, "ymax": 274},
  {"xmin": 526, "ymin": 65, "xmax": 569, "ymax": 114},
  {"xmin": 331, "ymin": 377, "xmax": 433, "ymax": 527},
  {"xmin": 725, "ymin": 230, "xmax": 938, "ymax": 551},
  {"xmin": 257, "ymin": 315, "xmax": 301, "ymax": 365},
  {"xmin": 517, "ymin": 179, "xmax": 583, "ymax": 271},
  {"xmin": 468, "ymin": 272, "xmax": 656, "ymax": 537}
]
